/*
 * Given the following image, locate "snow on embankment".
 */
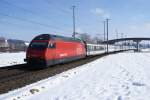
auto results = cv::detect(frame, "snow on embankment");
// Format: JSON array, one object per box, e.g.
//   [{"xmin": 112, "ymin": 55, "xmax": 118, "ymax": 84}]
[
  {"xmin": 0, "ymin": 52, "xmax": 26, "ymax": 67},
  {"xmin": 1, "ymin": 53, "xmax": 150, "ymax": 100}
]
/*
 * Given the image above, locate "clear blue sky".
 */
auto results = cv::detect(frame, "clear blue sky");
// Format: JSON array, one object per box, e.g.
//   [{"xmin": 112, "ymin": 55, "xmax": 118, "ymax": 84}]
[{"xmin": 0, "ymin": 0, "xmax": 150, "ymax": 41}]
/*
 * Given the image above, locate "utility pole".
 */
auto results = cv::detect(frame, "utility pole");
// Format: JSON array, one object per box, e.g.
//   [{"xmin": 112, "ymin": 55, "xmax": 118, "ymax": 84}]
[
  {"xmin": 103, "ymin": 21, "xmax": 106, "ymax": 52},
  {"xmin": 121, "ymin": 33, "xmax": 124, "ymax": 50},
  {"xmin": 106, "ymin": 18, "xmax": 110, "ymax": 53},
  {"xmin": 121, "ymin": 33, "xmax": 124, "ymax": 38},
  {"xmin": 125, "ymin": 34, "xmax": 127, "ymax": 50},
  {"xmin": 115, "ymin": 29, "xmax": 119, "ymax": 50},
  {"xmin": 72, "ymin": 6, "xmax": 76, "ymax": 39},
  {"xmin": 103, "ymin": 21, "xmax": 106, "ymax": 41},
  {"xmin": 116, "ymin": 29, "xmax": 118, "ymax": 40}
]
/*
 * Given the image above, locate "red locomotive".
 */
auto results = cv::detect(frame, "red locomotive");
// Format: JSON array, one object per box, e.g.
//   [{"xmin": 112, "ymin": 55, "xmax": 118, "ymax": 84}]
[{"xmin": 24, "ymin": 34, "xmax": 86, "ymax": 67}]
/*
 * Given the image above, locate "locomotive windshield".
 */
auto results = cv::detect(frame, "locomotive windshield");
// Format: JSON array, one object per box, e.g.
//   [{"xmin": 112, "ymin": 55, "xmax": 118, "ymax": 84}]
[
  {"xmin": 29, "ymin": 42, "xmax": 48, "ymax": 50},
  {"xmin": 33, "ymin": 34, "xmax": 50, "ymax": 40}
]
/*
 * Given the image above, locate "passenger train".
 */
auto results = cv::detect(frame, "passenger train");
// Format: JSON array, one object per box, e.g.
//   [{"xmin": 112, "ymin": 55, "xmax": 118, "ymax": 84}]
[{"xmin": 24, "ymin": 34, "xmax": 122, "ymax": 67}]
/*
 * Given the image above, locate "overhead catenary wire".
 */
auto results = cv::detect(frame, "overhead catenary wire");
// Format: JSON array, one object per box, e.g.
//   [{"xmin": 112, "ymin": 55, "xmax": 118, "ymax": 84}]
[
  {"xmin": 44, "ymin": 0, "xmax": 71, "ymax": 14},
  {"xmin": 0, "ymin": 20, "xmax": 70, "ymax": 37},
  {"xmin": 0, "ymin": 12, "xmax": 72, "ymax": 35},
  {"xmin": 1, "ymin": 0, "xmax": 71, "ymax": 16},
  {"xmin": 0, "ymin": 12, "xmax": 60, "ymax": 29},
  {"xmin": 45, "ymin": 2, "xmax": 87, "ymax": 35},
  {"xmin": 0, "ymin": 0, "xmax": 96, "ymax": 37},
  {"xmin": 0, "ymin": 0, "xmax": 72, "ymax": 27}
]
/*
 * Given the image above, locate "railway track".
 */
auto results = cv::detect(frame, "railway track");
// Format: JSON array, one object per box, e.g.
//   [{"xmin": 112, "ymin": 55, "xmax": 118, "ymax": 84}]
[{"xmin": 0, "ymin": 50, "xmax": 125, "ymax": 94}]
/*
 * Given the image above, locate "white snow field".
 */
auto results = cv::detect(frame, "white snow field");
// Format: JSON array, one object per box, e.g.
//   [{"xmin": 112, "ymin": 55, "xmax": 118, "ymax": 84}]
[
  {"xmin": 0, "ymin": 52, "xmax": 26, "ymax": 67},
  {"xmin": 1, "ymin": 52, "xmax": 150, "ymax": 100}
]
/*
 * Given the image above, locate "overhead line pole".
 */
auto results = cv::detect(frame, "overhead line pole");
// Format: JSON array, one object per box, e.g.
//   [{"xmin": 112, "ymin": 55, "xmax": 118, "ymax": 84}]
[
  {"xmin": 121, "ymin": 33, "xmax": 124, "ymax": 50},
  {"xmin": 116, "ymin": 29, "xmax": 118, "ymax": 40},
  {"xmin": 72, "ymin": 6, "xmax": 76, "ymax": 39},
  {"xmin": 103, "ymin": 21, "xmax": 106, "ymax": 52},
  {"xmin": 103, "ymin": 21, "xmax": 106, "ymax": 41},
  {"xmin": 106, "ymin": 18, "xmax": 110, "ymax": 53},
  {"xmin": 115, "ymin": 29, "xmax": 119, "ymax": 50}
]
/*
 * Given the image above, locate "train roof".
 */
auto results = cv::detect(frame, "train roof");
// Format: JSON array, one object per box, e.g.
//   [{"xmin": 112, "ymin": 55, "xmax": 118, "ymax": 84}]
[
  {"xmin": 34, "ymin": 34, "xmax": 83, "ymax": 42},
  {"xmin": 86, "ymin": 43, "xmax": 106, "ymax": 46}
]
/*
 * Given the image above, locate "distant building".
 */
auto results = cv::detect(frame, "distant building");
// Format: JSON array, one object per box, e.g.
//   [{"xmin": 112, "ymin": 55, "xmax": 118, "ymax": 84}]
[
  {"xmin": 0, "ymin": 37, "xmax": 9, "ymax": 51},
  {"xmin": 0, "ymin": 37, "xmax": 29, "ymax": 52},
  {"xmin": 7, "ymin": 39, "xmax": 27, "ymax": 51}
]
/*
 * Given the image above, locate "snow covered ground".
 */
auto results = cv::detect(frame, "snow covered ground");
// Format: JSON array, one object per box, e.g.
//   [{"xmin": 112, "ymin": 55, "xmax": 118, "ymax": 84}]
[
  {"xmin": 1, "ymin": 52, "xmax": 150, "ymax": 100},
  {"xmin": 0, "ymin": 52, "xmax": 26, "ymax": 67},
  {"xmin": 141, "ymin": 48, "xmax": 150, "ymax": 52}
]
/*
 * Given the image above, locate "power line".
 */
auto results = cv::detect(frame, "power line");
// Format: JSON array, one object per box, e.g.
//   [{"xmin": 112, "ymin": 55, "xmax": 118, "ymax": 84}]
[
  {"xmin": 1, "ymin": 0, "xmax": 36, "ymax": 15},
  {"xmin": 0, "ymin": 0, "xmax": 100, "ymax": 37},
  {"xmin": 44, "ymin": 0, "xmax": 74, "ymax": 28},
  {"xmin": 1, "ymin": 0, "xmax": 71, "ymax": 15},
  {"xmin": 0, "ymin": 12, "xmax": 72, "ymax": 34},
  {"xmin": 0, "ymin": 12, "xmax": 58, "ymax": 29},
  {"xmin": 45, "ymin": 0, "xmax": 100, "ymax": 35},
  {"xmin": 44, "ymin": 0, "xmax": 71, "ymax": 14},
  {"xmin": 0, "ymin": 19, "xmax": 70, "ymax": 36},
  {"xmin": 106, "ymin": 18, "xmax": 110, "ymax": 53},
  {"xmin": 103, "ymin": 21, "xmax": 106, "ymax": 41},
  {"xmin": 0, "ymin": 0, "xmax": 71, "ymax": 27}
]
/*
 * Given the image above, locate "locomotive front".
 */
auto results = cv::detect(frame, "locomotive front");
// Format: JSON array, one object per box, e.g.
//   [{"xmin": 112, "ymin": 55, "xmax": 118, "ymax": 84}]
[{"xmin": 24, "ymin": 34, "xmax": 51, "ymax": 66}]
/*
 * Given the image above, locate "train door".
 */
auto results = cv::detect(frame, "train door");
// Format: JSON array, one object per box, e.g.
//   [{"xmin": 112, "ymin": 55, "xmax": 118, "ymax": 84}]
[{"xmin": 47, "ymin": 42, "xmax": 56, "ymax": 65}]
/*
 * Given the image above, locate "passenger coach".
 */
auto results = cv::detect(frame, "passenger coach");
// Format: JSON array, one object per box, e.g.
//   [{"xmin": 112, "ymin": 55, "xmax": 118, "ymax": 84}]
[
  {"xmin": 86, "ymin": 44, "xmax": 106, "ymax": 55},
  {"xmin": 25, "ymin": 34, "xmax": 86, "ymax": 67}
]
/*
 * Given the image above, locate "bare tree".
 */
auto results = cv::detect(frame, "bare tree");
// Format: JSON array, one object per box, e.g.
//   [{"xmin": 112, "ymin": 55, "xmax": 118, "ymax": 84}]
[
  {"xmin": 77, "ymin": 33, "xmax": 92, "ymax": 43},
  {"xmin": 92, "ymin": 37, "xmax": 103, "ymax": 44}
]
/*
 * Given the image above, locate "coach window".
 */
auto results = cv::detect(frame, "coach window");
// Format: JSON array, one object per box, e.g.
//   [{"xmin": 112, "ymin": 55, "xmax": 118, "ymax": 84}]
[
  {"xmin": 90, "ymin": 46, "xmax": 92, "ymax": 51},
  {"xmin": 49, "ymin": 43, "xmax": 56, "ymax": 49},
  {"xmin": 87, "ymin": 46, "xmax": 90, "ymax": 51},
  {"xmin": 92, "ymin": 46, "xmax": 94, "ymax": 51}
]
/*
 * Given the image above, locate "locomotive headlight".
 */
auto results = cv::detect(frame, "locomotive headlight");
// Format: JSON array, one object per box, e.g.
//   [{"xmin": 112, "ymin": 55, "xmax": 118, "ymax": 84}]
[{"xmin": 27, "ymin": 55, "xmax": 30, "ymax": 58}]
